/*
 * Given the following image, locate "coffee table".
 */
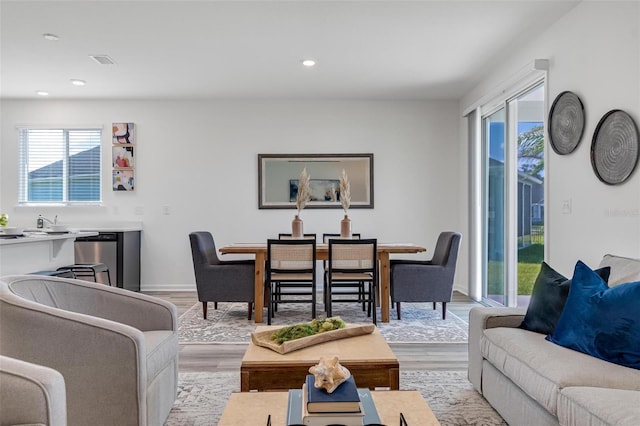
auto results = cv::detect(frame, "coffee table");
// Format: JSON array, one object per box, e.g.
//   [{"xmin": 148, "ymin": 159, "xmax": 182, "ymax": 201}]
[
  {"xmin": 219, "ymin": 390, "xmax": 440, "ymax": 425},
  {"xmin": 241, "ymin": 326, "xmax": 399, "ymax": 391}
]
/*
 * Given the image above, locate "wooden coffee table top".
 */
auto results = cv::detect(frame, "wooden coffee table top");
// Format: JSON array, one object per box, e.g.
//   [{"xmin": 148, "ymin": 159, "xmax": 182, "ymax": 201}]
[
  {"xmin": 219, "ymin": 390, "xmax": 440, "ymax": 425},
  {"xmin": 242, "ymin": 326, "xmax": 398, "ymax": 366}
]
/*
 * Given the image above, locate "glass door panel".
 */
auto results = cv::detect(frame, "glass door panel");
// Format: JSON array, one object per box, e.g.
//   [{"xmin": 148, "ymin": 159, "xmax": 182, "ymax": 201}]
[
  {"xmin": 515, "ymin": 84, "xmax": 545, "ymax": 307},
  {"xmin": 484, "ymin": 108, "xmax": 506, "ymax": 305}
]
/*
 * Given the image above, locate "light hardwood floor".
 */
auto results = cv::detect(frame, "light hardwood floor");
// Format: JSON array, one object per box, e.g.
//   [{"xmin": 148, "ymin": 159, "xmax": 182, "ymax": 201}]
[{"xmin": 146, "ymin": 291, "xmax": 483, "ymax": 375}]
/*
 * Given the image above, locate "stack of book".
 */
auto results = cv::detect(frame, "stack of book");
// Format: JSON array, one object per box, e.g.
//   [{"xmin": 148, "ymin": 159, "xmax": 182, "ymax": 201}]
[{"xmin": 286, "ymin": 374, "xmax": 381, "ymax": 426}]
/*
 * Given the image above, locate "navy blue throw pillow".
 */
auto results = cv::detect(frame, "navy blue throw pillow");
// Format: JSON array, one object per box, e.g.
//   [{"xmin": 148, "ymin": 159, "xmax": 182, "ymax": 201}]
[
  {"xmin": 519, "ymin": 262, "xmax": 610, "ymax": 335},
  {"xmin": 547, "ymin": 260, "xmax": 640, "ymax": 370}
]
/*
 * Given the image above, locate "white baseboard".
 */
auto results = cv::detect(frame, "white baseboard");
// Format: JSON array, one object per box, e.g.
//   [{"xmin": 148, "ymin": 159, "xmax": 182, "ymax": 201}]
[{"xmin": 141, "ymin": 283, "xmax": 196, "ymax": 292}]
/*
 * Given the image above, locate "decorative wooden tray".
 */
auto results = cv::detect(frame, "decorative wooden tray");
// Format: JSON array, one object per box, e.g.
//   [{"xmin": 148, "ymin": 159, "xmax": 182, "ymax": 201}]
[{"xmin": 251, "ymin": 324, "xmax": 376, "ymax": 354}]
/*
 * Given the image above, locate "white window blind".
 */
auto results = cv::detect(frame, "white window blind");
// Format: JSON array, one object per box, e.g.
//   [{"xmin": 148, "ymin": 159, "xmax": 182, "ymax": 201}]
[{"xmin": 18, "ymin": 128, "xmax": 102, "ymax": 204}]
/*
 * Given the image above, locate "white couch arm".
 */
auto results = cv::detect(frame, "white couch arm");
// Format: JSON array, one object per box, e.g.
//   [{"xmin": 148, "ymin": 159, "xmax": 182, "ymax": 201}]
[{"xmin": 468, "ymin": 307, "xmax": 526, "ymax": 392}]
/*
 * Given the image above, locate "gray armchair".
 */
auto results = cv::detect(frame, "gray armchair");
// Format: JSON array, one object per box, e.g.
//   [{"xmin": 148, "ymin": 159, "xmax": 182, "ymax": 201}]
[
  {"xmin": 189, "ymin": 231, "xmax": 255, "ymax": 320},
  {"xmin": 390, "ymin": 231, "xmax": 462, "ymax": 320},
  {"xmin": 0, "ymin": 355, "xmax": 67, "ymax": 426},
  {"xmin": 0, "ymin": 274, "xmax": 179, "ymax": 426}
]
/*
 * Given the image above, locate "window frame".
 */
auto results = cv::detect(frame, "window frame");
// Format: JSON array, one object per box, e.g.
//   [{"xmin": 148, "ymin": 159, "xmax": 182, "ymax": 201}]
[{"xmin": 18, "ymin": 126, "xmax": 104, "ymax": 206}]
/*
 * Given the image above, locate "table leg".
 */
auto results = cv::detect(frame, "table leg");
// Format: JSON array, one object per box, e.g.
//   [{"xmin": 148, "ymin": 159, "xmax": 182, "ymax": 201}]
[
  {"xmin": 379, "ymin": 251, "xmax": 390, "ymax": 323},
  {"xmin": 253, "ymin": 251, "xmax": 265, "ymax": 323}
]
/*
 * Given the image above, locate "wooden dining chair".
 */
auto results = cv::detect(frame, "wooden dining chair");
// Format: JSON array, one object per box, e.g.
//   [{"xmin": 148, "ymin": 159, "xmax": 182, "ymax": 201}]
[
  {"xmin": 322, "ymin": 233, "xmax": 363, "ymax": 311},
  {"xmin": 273, "ymin": 234, "xmax": 316, "ymax": 313},
  {"xmin": 265, "ymin": 238, "xmax": 317, "ymax": 325},
  {"xmin": 326, "ymin": 238, "xmax": 378, "ymax": 324}
]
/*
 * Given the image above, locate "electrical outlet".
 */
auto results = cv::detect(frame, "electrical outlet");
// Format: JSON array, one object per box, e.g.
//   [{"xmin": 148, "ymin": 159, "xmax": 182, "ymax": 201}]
[
  {"xmin": 134, "ymin": 206, "xmax": 145, "ymax": 215},
  {"xmin": 561, "ymin": 199, "xmax": 572, "ymax": 214},
  {"xmin": 162, "ymin": 205, "xmax": 171, "ymax": 215}
]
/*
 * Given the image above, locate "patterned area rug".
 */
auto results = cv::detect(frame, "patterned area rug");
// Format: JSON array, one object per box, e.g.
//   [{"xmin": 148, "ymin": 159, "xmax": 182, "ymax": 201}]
[
  {"xmin": 165, "ymin": 370, "xmax": 506, "ymax": 426},
  {"xmin": 178, "ymin": 301, "xmax": 469, "ymax": 344}
]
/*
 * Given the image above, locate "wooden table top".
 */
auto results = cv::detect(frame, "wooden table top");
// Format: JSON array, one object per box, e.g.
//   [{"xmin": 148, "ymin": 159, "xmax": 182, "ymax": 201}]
[
  {"xmin": 242, "ymin": 326, "xmax": 397, "ymax": 366},
  {"xmin": 220, "ymin": 242, "xmax": 426, "ymax": 255},
  {"xmin": 219, "ymin": 390, "xmax": 440, "ymax": 425}
]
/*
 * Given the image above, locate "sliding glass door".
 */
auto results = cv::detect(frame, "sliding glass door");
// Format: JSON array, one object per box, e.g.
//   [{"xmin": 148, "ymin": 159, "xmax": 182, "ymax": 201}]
[{"xmin": 483, "ymin": 83, "xmax": 545, "ymax": 307}]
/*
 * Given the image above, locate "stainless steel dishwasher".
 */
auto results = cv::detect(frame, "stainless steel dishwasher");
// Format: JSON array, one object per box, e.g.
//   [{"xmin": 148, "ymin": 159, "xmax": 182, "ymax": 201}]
[{"xmin": 74, "ymin": 231, "xmax": 141, "ymax": 291}]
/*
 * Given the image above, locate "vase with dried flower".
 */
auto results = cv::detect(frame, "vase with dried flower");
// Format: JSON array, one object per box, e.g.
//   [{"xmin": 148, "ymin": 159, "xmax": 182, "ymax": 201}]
[
  {"xmin": 339, "ymin": 169, "xmax": 352, "ymax": 238},
  {"xmin": 293, "ymin": 168, "xmax": 311, "ymax": 238}
]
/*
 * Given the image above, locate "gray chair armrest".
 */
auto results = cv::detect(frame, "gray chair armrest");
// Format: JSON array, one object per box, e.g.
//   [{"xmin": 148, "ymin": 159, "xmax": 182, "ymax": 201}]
[
  {"xmin": 7, "ymin": 275, "xmax": 177, "ymax": 332},
  {"xmin": 468, "ymin": 306, "xmax": 526, "ymax": 393},
  {"xmin": 0, "ymin": 355, "xmax": 67, "ymax": 426},
  {"xmin": 77, "ymin": 285, "xmax": 178, "ymax": 332}
]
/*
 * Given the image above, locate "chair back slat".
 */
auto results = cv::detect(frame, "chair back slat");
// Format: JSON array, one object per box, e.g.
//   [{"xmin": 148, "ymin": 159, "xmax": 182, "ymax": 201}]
[
  {"xmin": 328, "ymin": 239, "xmax": 377, "ymax": 273},
  {"xmin": 267, "ymin": 239, "xmax": 316, "ymax": 274}
]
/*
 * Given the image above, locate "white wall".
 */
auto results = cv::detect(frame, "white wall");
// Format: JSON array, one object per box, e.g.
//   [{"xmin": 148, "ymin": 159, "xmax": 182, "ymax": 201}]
[
  {"xmin": 0, "ymin": 100, "xmax": 463, "ymax": 291},
  {"xmin": 460, "ymin": 1, "xmax": 640, "ymax": 279}
]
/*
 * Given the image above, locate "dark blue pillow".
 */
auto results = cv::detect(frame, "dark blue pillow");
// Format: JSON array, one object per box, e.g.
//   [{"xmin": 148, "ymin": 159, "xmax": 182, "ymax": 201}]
[
  {"xmin": 547, "ymin": 260, "xmax": 640, "ymax": 370},
  {"xmin": 519, "ymin": 262, "xmax": 610, "ymax": 335}
]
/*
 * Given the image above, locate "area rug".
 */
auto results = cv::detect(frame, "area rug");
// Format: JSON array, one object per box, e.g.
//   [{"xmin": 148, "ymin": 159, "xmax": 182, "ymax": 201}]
[
  {"xmin": 178, "ymin": 301, "xmax": 469, "ymax": 344},
  {"xmin": 164, "ymin": 370, "xmax": 506, "ymax": 426}
]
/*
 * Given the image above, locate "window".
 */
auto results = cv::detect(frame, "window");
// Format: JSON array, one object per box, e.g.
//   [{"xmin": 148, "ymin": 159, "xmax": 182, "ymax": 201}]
[{"xmin": 19, "ymin": 128, "xmax": 102, "ymax": 204}]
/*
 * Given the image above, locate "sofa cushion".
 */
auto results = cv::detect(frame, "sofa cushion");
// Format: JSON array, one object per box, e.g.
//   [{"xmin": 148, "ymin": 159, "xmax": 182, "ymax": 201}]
[
  {"xmin": 143, "ymin": 330, "xmax": 179, "ymax": 384},
  {"xmin": 481, "ymin": 327, "xmax": 640, "ymax": 416},
  {"xmin": 547, "ymin": 261, "xmax": 640, "ymax": 369},
  {"xmin": 598, "ymin": 254, "xmax": 640, "ymax": 286},
  {"xmin": 558, "ymin": 387, "xmax": 640, "ymax": 426},
  {"xmin": 519, "ymin": 261, "xmax": 610, "ymax": 335}
]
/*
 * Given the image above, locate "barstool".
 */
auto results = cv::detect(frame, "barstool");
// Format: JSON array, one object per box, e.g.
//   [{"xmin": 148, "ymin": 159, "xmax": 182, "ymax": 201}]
[
  {"xmin": 31, "ymin": 270, "xmax": 77, "ymax": 279},
  {"xmin": 57, "ymin": 263, "xmax": 112, "ymax": 286}
]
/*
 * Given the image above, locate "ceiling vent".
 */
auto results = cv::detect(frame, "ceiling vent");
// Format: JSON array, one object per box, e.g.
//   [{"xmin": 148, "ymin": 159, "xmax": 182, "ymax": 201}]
[{"xmin": 89, "ymin": 55, "xmax": 116, "ymax": 65}]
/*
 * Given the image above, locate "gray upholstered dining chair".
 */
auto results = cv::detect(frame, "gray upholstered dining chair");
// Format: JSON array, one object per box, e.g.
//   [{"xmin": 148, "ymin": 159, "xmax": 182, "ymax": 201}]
[
  {"xmin": 390, "ymin": 231, "xmax": 462, "ymax": 320},
  {"xmin": 189, "ymin": 231, "xmax": 255, "ymax": 320}
]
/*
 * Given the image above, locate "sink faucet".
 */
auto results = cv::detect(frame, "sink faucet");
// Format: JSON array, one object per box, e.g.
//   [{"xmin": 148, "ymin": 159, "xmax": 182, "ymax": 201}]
[{"xmin": 41, "ymin": 215, "xmax": 57, "ymax": 225}]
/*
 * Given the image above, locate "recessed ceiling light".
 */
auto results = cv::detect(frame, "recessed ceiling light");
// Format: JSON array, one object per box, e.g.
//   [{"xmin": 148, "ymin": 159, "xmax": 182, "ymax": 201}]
[
  {"xmin": 70, "ymin": 79, "xmax": 86, "ymax": 86},
  {"xmin": 43, "ymin": 33, "xmax": 59, "ymax": 41},
  {"xmin": 301, "ymin": 59, "xmax": 317, "ymax": 67},
  {"xmin": 36, "ymin": 91, "xmax": 49, "ymax": 96}
]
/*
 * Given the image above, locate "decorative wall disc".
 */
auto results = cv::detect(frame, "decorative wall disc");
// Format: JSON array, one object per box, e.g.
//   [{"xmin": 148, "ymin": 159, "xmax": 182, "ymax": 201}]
[
  {"xmin": 590, "ymin": 109, "xmax": 639, "ymax": 185},
  {"xmin": 548, "ymin": 91, "xmax": 585, "ymax": 155}
]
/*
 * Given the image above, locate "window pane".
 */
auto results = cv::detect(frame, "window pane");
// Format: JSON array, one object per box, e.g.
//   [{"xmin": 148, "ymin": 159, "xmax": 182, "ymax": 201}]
[
  {"xmin": 516, "ymin": 84, "xmax": 545, "ymax": 307},
  {"xmin": 484, "ymin": 108, "xmax": 506, "ymax": 305},
  {"xmin": 68, "ymin": 130, "xmax": 101, "ymax": 201},
  {"xmin": 22, "ymin": 129, "xmax": 65, "ymax": 202}
]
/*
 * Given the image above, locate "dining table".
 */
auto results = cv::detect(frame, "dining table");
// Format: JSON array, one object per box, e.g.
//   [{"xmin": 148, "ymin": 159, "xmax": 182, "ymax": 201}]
[{"xmin": 219, "ymin": 242, "xmax": 427, "ymax": 323}]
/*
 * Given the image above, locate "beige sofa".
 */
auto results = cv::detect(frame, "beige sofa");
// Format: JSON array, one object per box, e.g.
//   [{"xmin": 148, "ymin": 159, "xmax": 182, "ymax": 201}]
[
  {"xmin": 0, "ymin": 275, "xmax": 179, "ymax": 426},
  {"xmin": 468, "ymin": 255, "xmax": 640, "ymax": 426},
  {"xmin": 0, "ymin": 355, "xmax": 67, "ymax": 426}
]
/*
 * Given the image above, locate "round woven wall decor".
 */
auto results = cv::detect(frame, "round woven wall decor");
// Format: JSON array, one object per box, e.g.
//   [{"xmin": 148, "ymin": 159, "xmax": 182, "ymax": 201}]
[
  {"xmin": 591, "ymin": 109, "xmax": 639, "ymax": 185},
  {"xmin": 548, "ymin": 91, "xmax": 585, "ymax": 155}
]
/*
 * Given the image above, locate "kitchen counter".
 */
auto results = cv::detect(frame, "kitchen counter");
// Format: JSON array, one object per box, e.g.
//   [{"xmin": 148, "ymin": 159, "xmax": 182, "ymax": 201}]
[
  {"xmin": 0, "ymin": 231, "xmax": 98, "ymax": 276},
  {"xmin": 75, "ymin": 221, "xmax": 143, "ymax": 232},
  {"xmin": 0, "ymin": 231, "xmax": 98, "ymax": 246}
]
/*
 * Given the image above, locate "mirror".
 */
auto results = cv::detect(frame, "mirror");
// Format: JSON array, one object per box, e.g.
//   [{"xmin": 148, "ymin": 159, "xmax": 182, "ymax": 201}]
[{"xmin": 258, "ymin": 154, "xmax": 374, "ymax": 209}]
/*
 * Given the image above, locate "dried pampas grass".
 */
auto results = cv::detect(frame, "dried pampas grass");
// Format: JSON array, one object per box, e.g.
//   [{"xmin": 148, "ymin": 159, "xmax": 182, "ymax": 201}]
[
  {"xmin": 339, "ymin": 169, "xmax": 351, "ymax": 214},
  {"xmin": 296, "ymin": 167, "xmax": 311, "ymax": 214}
]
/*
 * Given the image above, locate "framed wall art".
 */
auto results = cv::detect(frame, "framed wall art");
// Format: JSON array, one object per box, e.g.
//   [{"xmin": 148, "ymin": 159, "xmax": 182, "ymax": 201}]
[{"xmin": 112, "ymin": 122, "xmax": 135, "ymax": 191}]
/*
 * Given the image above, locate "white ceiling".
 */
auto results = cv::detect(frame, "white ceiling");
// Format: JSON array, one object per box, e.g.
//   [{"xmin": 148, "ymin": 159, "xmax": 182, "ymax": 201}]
[{"xmin": 0, "ymin": 0, "xmax": 580, "ymax": 100}]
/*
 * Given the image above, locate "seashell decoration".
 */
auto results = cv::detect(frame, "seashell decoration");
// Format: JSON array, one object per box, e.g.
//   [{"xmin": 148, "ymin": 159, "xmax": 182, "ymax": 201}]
[{"xmin": 308, "ymin": 356, "xmax": 351, "ymax": 394}]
